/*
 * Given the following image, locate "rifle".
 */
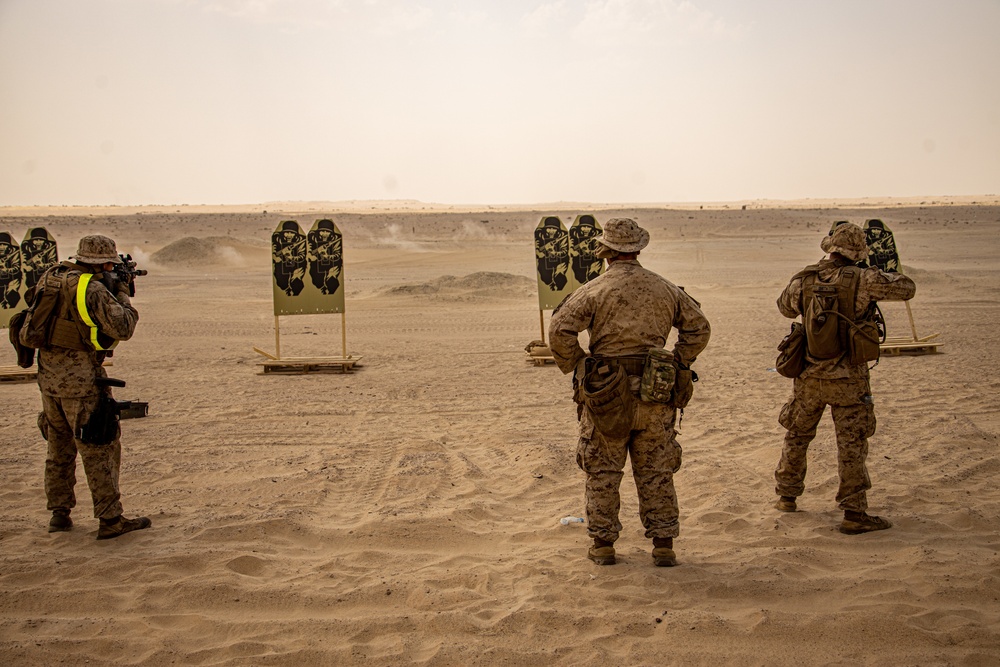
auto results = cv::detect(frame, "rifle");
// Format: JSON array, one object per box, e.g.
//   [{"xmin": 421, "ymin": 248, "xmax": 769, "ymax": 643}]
[{"xmin": 114, "ymin": 253, "xmax": 147, "ymax": 297}]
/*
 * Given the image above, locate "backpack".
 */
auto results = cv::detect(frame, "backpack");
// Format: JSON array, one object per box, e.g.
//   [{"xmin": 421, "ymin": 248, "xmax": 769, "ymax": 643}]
[
  {"xmin": 800, "ymin": 264, "xmax": 883, "ymax": 365},
  {"xmin": 17, "ymin": 266, "xmax": 65, "ymax": 350}
]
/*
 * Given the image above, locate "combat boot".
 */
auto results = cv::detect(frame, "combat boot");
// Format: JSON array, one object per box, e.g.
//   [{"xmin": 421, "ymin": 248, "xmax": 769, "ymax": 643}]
[
  {"xmin": 97, "ymin": 515, "xmax": 152, "ymax": 540},
  {"xmin": 48, "ymin": 510, "xmax": 73, "ymax": 533},
  {"xmin": 651, "ymin": 537, "xmax": 677, "ymax": 567},
  {"xmin": 839, "ymin": 511, "xmax": 892, "ymax": 535},
  {"xmin": 774, "ymin": 496, "xmax": 797, "ymax": 512},
  {"xmin": 587, "ymin": 538, "xmax": 616, "ymax": 565}
]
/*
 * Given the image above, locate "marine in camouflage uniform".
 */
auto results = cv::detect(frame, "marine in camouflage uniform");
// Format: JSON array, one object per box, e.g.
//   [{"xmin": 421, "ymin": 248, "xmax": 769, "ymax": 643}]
[
  {"xmin": 774, "ymin": 222, "xmax": 915, "ymax": 534},
  {"xmin": 26, "ymin": 235, "xmax": 152, "ymax": 539},
  {"xmin": 549, "ymin": 218, "xmax": 711, "ymax": 566}
]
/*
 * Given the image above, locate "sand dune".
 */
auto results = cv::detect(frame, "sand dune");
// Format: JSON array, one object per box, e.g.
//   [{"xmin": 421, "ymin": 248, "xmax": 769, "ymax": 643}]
[{"xmin": 1, "ymin": 204, "xmax": 999, "ymax": 665}]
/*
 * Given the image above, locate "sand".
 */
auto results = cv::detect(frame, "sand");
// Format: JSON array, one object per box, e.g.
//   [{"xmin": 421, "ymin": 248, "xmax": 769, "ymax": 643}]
[{"xmin": 1, "ymin": 201, "xmax": 999, "ymax": 666}]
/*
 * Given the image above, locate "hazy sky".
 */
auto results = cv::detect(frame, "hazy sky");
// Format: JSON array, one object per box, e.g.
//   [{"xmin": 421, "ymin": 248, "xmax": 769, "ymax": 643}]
[{"xmin": 1, "ymin": 0, "xmax": 997, "ymax": 206}]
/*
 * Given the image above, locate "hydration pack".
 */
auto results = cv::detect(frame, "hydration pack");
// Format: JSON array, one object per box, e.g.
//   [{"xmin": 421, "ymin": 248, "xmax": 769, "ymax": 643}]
[{"xmin": 800, "ymin": 264, "xmax": 883, "ymax": 365}]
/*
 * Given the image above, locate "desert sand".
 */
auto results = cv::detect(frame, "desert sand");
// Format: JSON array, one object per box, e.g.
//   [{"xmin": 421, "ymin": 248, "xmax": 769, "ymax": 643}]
[{"xmin": 1, "ymin": 200, "xmax": 999, "ymax": 666}]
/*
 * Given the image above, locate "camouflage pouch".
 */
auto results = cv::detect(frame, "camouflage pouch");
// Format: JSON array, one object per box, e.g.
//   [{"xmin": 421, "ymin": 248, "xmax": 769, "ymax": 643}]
[
  {"xmin": 583, "ymin": 360, "xmax": 635, "ymax": 439},
  {"xmin": 640, "ymin": 347, "xmax": 676, "ymax": 403}
]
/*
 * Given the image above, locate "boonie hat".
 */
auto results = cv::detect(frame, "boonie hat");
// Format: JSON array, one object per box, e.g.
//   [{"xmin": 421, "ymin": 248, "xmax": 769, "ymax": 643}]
[
  {"xmin": 73, "ymin": 235, "xmax": 122, "ymax": 265},
  {"xmin": 820, "ymin": 222, "xmax": 867, "ymax": 262},
  {"xmin": 596, "ymin": 218, "xmax": 649, "ymax": 253}
]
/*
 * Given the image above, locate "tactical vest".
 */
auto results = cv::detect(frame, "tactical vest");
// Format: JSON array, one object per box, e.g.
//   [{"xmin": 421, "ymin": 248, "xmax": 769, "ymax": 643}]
[
  {"xmin": 800, "ymin": 265, "xmax": 862, "ymax": 359},
  {"xmin": 44, "ymin": 262, "xmax": 118, "ymax": 352}
]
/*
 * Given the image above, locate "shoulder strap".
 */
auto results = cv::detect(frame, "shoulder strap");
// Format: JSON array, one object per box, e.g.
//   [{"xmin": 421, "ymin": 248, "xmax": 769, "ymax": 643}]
[{"xmin": 837, "ymin": 265, "xmax": 863, "ymax": 320}]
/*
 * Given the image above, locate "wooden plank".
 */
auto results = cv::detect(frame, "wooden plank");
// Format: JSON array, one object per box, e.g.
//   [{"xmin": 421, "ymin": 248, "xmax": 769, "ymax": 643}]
[
  {"xmin": 258, "ymin": 356, "xmax": 362, "ymax": 375},
  {"xmin": 880, "ymin": 342, "xmax": 942, "ymax": 356},
  {"xmin": 883, "ymin": 332, "xmax": 940, "ymax": 344},
  {"xmin": 0, "ymin": 366, "xmax": 37, "ymax": 382}
]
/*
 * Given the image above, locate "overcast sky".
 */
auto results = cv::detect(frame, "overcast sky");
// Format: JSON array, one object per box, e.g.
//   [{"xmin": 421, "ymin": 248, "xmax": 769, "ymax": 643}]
[{"xmin": 1, "ymin": 0, "xmax": 997, "ymax": 206}]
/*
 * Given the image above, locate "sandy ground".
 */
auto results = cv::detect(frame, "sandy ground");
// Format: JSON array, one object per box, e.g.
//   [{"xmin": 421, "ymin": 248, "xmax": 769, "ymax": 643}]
[{"xmin": 1, "ymin": 202, "xmax": 999, "ymax": 666}]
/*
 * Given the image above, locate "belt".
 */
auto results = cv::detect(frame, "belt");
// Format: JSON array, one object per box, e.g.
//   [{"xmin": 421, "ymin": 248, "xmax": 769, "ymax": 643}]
[{"xmin": 593, "ymin": 355, "xmax": 646, "ymax": 378}]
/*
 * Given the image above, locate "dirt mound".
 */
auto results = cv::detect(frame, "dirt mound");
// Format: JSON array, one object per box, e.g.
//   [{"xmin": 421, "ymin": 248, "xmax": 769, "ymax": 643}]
[
  {"xmin": 151, "ymin": 236, "xmax": 265, "ymax": 267},
  {"xmin": 384, "ymin": 272, "xmax": 533, "ymax": 299}
]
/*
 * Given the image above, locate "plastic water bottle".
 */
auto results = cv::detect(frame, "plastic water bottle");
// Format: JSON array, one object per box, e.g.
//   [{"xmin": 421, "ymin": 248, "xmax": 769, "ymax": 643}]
[{"xmin": 560, "ymin": 516, "xmax": 585, "ymax": 525}]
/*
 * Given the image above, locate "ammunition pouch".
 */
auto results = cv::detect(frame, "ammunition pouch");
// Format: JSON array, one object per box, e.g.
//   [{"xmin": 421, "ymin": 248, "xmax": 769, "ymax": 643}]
[
  {"xmin": 640, "ymin": 348, "xmax": 676, "ymax": 404},
  {"xmin": 582, "ymin": 358, "xmax": 636, "ymax": 439}
]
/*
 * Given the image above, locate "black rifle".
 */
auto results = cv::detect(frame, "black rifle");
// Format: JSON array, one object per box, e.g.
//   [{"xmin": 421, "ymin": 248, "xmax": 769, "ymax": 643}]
[{"xmin": 113, "ymin": 253, "xmax": 147, "ymax": 297}]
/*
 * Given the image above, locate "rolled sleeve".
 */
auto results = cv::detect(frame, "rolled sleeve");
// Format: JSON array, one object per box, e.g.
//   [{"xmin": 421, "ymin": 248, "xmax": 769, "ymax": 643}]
[{"xmin": 548, "ymin": 294, "xmax": 590, "ymax": 374}]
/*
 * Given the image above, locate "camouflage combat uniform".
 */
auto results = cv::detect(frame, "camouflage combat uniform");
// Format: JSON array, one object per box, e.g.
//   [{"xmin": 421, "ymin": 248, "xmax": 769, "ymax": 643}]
[
  {"xmin": 775, "ymin": 257, "xmax": 915, "ymax": 512},
  {"xmin": 549, "ymin": 260, "xmax": 711, "ymax": 543},
  {"xmin": 35, "ymin": 263, "xmax": 138, "ymax": 520}
]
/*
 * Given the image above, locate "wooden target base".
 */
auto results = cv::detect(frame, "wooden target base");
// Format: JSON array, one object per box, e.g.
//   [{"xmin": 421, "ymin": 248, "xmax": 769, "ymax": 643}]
[
  {"xmin": 524, "ymin": 341, "xmax": 556, "ymax": 367},
  {"xmin": 0, "ymin": 366, "xmax": 37, "ymax": 383},
  {"xmin": 881, "ymin": 334, "xmax": 942, "ymax": 356},
  {"xmin": 258, "ymin": 356, "xmax": 362, "ymax": 375}
]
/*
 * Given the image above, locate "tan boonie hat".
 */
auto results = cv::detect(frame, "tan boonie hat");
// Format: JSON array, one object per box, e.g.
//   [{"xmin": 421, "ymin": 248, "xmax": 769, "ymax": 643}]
[
  {"xmin": 820, "ymin": 222, "xmax": 867, "ymax": 262},
  {"xmin": 73, "ymin": 235, "xmax": 123, "ymax": 265},
  {"xmin": 596, "ymin": 218, "xmax": 650, "ymax": 253}
]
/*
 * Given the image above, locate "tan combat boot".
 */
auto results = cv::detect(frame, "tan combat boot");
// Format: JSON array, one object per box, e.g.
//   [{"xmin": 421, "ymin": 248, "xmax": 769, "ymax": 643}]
[
  {"xmin": 97, "ymin": 515, "xmax": 152, "ymax": 540},
  {"xmin": 48, "ymin": 510, "xmax": 73, "ymax": 533},
  {"xmin": 652, "ymin": 537, "xmax": 677, "ymax": 567},
  {"xmin": 774, "ymin": 496, "xmax": 797, "ymax": 512},
  {"xmin": 840, "ymin": 511, "xmax": 892, "ymax": 535},
  {"xmin": 588, "ymin": 538, "xmax": 616, "ymax": 565}
]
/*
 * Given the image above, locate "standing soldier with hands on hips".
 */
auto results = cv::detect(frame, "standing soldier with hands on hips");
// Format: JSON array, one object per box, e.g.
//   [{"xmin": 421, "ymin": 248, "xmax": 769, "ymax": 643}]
[
  {"xmin": 23, "ymin": 234, "xmax": 151, "ymax": 539},
  {"xmin": 549, "ymin": 218, "xmax": 711, "ymax": 566},
  {"xmin": 774, "ymin": 222, "xmax": 915, "ymax": 534}
]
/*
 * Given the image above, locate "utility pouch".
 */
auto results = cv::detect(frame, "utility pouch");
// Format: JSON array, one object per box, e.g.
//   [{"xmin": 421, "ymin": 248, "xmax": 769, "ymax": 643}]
[
  {"xmin": 848, "ymin": 319, "xmax": 881, "ymax": 366},
  {"xmin": 78, "ymin": 377, "xmax": 128, "ymax": 446},
  {"xmin": 640, "ymin": 347, "xmax": 676, "ymax": 403},
  {"xmin": 775, "ymin": 322, "xmax": 807, "ymax": 378},
  {"xmin": 8, "ymin": 310, "xmax": 35, "ymax": 368},
  {"xmin": 78, "ymin": 395, "xmax": 122, "ymax": 446},
  {"xmin": 583, "ymin": 360, "xmax": 635, "ymax": 439}
]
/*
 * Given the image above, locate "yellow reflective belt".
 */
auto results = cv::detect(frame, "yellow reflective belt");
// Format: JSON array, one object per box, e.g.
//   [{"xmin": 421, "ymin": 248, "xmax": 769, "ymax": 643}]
[{"xmin": 76, "ymin": 273, "xmax": 117, "ymax": 351}]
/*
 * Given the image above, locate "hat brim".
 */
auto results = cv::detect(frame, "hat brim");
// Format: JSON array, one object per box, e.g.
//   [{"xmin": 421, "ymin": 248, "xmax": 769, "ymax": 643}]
[
  {"xmin": 596, "ymin": 228, "xmax": 649, "ymax": 253},
  {"xmin": 73, "ymin": 254, "xmax": 123, "ymax": 265},
  {"xmin": 820, "ymin": 236, "xmax": 866, "ymax": 262}
]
